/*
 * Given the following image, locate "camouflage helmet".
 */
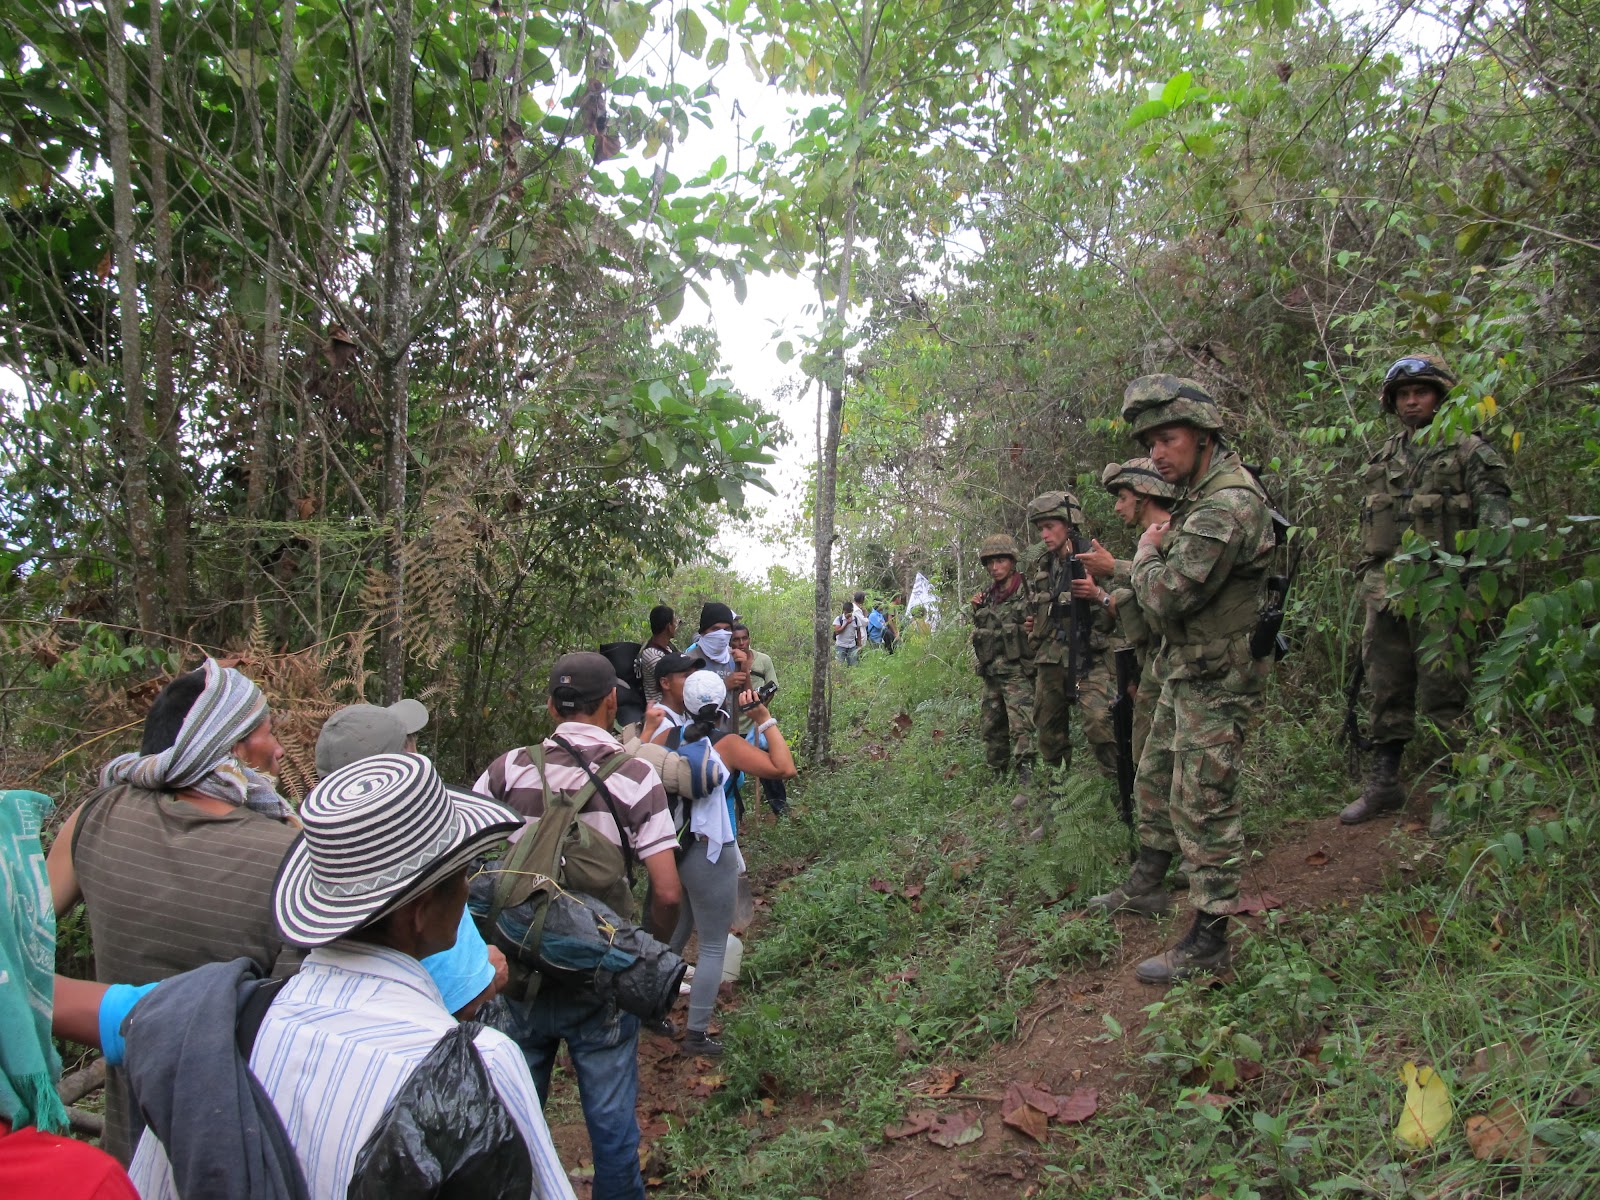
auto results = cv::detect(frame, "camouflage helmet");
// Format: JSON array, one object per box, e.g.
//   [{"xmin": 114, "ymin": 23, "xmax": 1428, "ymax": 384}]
[
  {"xmin": 1121, "ymin": 374, "xmax": 1224, "ymax": 441},
  {"xmin": 978, "ymin": 532, "xmax": 1021, "ymax": 564},
  {"xmin": 1379, "ymin": 353, "xmax": 1457, "ymax": 412},
  {"xmin": 1100, "ymin": 457, "xmax": 1178, "ymax": 501},
  {"xmin": 1025, "ymin": 490, "xmax": 1086, "ymax": 530}
]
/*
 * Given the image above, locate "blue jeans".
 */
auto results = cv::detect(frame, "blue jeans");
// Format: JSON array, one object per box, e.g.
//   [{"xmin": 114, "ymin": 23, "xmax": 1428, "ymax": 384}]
[
  {"xmin": 500, "ymin": 987, "xmax": 644, "ymax": 1200},
  {"xmin": 835, "ymin": 645, "xmax": 860, "ymax": 666}
]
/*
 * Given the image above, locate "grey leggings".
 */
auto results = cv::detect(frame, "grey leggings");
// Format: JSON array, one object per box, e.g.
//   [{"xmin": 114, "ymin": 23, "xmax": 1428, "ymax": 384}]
[{"xmin": 669, "ymin": 837, "xmax": 740, "ymax": 1034}]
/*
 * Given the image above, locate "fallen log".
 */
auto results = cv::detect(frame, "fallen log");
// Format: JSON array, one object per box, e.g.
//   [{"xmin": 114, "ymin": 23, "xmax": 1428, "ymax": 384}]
[
  {"xmin": 57, "ymin": 1057, "xmax": 107, "ymax": 1106},
  {"xmin": 68, "ymin": 1107, "xmax": 104, "ymax": 1138}
]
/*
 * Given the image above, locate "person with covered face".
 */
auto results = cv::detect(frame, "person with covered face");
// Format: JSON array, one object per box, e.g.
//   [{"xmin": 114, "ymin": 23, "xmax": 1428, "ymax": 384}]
[{"xmin": 1340, "ymin": 353, "xmax": 1511, "ymax": 829}]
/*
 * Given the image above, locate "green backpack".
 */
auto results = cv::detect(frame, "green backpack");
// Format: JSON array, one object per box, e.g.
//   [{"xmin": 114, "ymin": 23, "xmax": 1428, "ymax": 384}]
[{"xmin": 481, "ymin": 743, "xmax": 636, "ymax": 982}]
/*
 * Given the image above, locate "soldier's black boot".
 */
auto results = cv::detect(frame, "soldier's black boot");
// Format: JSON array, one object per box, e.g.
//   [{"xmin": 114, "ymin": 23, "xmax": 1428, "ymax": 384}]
[
  {"xmin": 1087, "ymin": 847, "xmax": 1173, "ymax": 917},
  {"xmin": 1339, "ymin": 741, "xmax": 1407, "ymax": 825},
  {"xmin": 1136, "ymin": 910, "xmax": 1231, "ymax": 985}
]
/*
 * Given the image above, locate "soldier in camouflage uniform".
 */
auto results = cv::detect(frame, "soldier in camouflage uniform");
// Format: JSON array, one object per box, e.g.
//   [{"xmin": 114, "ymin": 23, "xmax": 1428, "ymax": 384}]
[
  {"xmin": 1021, "ymin": 492, "xmax": 1118, "ymax": 780},
  {"xmin": 1088, "ymin": 376, "xmax": 1278, "ymax": 985},
  {"xmin": 1339, "ymin": 354, "xmax": 1512, "ymax": 826},
  {"xmin": 970, "ymin": 533, "xmax": 1036, "ymax": 779},
  {"xmin": 1083, "ymin": 458, "xmax": 1178, "ymax": 764}
]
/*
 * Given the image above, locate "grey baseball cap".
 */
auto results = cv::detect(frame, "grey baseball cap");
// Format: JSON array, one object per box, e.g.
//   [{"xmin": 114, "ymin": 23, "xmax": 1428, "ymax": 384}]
[
  {"xmin": 387, "ymin": 697, "xmax": 429, "ymax": 734},
  {"xmin": 315, "ymin": 703, "xmax": 427, "ymax": 775}
]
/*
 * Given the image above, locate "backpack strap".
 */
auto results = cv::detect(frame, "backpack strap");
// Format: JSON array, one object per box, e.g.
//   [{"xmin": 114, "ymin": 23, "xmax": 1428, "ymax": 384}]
[
  {"xmin": 547, "ymin": 734, "xmax": 637, "ymax": 883},
  {"xmin": 235, "ymin": 976, "xmax": 290, "ymax": 1059}
]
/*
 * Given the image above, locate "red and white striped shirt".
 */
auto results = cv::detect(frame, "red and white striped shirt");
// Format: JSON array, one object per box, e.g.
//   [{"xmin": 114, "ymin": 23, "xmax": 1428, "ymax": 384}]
[{"xmin": 473, "ymin": 723, "xmax": 679, "ymax": 861}]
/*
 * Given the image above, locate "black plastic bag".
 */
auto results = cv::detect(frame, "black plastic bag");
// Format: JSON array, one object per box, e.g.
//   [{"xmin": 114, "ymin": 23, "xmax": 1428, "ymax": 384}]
[{"xmin": 346, "ymin": 1022, "xmax": 533, "ymax": 1200}]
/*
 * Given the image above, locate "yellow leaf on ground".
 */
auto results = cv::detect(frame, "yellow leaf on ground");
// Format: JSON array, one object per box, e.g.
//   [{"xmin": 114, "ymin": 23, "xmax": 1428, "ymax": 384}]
[{"xmin": 1396, "ymin": 1062, "xmax": 1453, "ymax": 1149}]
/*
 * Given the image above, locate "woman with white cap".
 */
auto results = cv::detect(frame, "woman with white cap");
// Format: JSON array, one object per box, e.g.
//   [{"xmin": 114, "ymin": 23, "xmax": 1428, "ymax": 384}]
[{"xmin": 640, "ymin": 670, "xmax": 794, "ymax": 1057}]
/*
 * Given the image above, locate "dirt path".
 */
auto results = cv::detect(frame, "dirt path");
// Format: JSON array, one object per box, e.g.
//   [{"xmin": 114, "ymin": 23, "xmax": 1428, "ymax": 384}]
[
  {"xmin": 825, "ymin": 813, "xmax": 1413, "ymax": 1200},
  {"xmin": 541, "ymin": 815, "xmax": 1416, "ymax": 1197}
]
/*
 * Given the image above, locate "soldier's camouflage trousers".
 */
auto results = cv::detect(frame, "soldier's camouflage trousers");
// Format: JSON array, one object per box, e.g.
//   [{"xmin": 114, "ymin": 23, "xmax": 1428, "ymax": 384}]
[
  {"xmin": 980, "ymin": 672, "xmax": 1035, "ymax": 772},
  {"xmin": 1032, "ymin": 662, "xmax": 1072, "ymax": 767},
  {"xmin": 1132, "ymin": 655, "xmax": 1160, "ymax": 767},
  {"xmin": 1135, "ymin": 676, "xmax": 1263, "ymax": 916},
  {"xmin": 1078, "ymin": 654, "xmax": 1120, "ymax": 783},
  {"xmin": 1363, "ymin": 596, "xmax": 1472, "ymax": 746}
]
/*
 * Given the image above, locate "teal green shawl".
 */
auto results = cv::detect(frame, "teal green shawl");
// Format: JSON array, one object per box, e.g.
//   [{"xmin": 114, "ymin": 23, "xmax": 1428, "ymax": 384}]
[{"xmin": 1, "ymin": 789, "xmax": 69, "ymax": 1133}]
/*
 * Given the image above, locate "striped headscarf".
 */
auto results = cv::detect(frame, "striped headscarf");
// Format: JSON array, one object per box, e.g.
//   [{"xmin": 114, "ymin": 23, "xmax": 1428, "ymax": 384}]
[{"xmin": 101, "ymin": 658, "xmax": 293, "ymax": 821}]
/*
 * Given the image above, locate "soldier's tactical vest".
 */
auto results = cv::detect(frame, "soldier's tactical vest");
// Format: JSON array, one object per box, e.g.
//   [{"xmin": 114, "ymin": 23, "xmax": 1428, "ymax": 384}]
[
  {"xmin": 972, "ymin": 577, "xmax": 1032, "ymax": 674},
  {"xmin": 1360, "ymin": 433, "xmax": 1481, "ymax": 560},
  {"xmin": 1162, "ymin": 457, "xmax": 1274, "ymax": 671}
]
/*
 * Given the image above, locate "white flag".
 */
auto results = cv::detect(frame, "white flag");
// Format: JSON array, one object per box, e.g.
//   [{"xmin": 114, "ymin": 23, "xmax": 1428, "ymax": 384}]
[{"xmin": 906, "ymin": 572, "xmax": 941, "ymax": 629}]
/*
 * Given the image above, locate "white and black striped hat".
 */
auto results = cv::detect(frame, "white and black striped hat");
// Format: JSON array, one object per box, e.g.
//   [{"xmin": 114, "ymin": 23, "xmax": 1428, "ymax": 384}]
[{"xmin": 273, "ymin": 752, "xmax": 521, "ymax": 947}]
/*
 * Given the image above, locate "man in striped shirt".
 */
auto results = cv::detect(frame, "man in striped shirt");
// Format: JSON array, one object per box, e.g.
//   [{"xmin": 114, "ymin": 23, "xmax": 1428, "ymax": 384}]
[{"xmin": 475, "ymin": 651, "xmax": 682, "ymax": 1200}]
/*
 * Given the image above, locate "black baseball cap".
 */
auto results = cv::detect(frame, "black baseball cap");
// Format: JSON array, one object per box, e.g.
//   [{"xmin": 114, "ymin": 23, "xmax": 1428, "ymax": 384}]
[
  {"xmin": 655, "ymin": 652, "xmax": 697, "ymax": 680},
  {"xmin": 548, "ymin": 652, "xmax": 618, "ymax": 713}
]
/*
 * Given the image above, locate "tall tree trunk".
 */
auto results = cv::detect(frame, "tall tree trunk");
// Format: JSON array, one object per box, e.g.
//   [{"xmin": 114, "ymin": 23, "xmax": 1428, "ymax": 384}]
[
  {"xmin": 805, "ymin": 169, "xmax": 863, "ymax": 763},
  {"xmin": 146, "ymin": 0, "xmax": 187, "ymax": 630},
  {"xmin": 378, "ymin": 0, "xmax": 416, "ymax": 702},
  {"xmin": 105, "ymin": 0, "xmax": 160, "ymax": 637}
]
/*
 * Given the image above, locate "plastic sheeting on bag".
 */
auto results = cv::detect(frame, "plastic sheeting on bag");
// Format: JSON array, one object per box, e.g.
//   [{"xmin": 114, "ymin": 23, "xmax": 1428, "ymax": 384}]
[
  {"xmin": 467, "ymin": 877, "xmax": 687, "ymax": 1022},
  {"xmin": 346, "ymin": 1022, "xmax": 532, "ymax": 1200}
]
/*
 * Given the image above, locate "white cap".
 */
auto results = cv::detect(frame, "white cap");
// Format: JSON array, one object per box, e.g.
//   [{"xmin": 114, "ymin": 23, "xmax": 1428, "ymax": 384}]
[{"xmin": 682, "ymin": 670, "xmax": 729, "ymax": 720}]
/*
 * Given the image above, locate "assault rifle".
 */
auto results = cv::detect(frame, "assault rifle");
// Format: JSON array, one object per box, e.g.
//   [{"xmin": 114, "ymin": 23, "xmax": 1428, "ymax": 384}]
[
  {"xmin": 1049, "ymin": 532, "xmax": 1095, "ymax": 700},
  {"xmin": 1250, "ymin": 509, "xmax": 1299, "ymax": 661},
  {"xmin": 1338, "ymin": 658, "xmax": 1374, "ymax": 778},
  {"xmin": 1112, "ymin": 647, "xmax": 1139, "ymax": 860}
]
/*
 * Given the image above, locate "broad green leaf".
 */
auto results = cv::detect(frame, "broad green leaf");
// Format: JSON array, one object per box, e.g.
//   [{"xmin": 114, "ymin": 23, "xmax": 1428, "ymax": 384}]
[
  {"xmin": 657, "ymin": 280, "xmax": 686, "ymax": 323},
  {"xmin": 676, "ymin": 9, "xmax": 707, "ymax": 57},
  {"xmin": 1125, "ymin": 99, "xmax": 1170, "ymax": 130},
  {"xmin": 707, "ymin": 36, "xmax": 729, "ymax": 67},
  {"xmin": 1161, "ymin": 71, "xmax": 1192, "ymax": 109}
]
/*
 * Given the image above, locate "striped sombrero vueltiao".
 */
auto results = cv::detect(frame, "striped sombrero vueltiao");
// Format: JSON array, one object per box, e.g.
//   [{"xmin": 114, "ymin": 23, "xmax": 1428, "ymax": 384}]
[{"xmin": 273, "ymin": 752, "xmax": 521, "ymax": 947}]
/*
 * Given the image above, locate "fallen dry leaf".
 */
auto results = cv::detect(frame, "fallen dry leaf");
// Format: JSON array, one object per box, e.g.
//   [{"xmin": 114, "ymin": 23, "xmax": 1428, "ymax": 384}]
[
  {"xmin": 1530, "ymin": 805, "xmax": 1559, "ymax": 823},
  {"xmin": 942, "ymin": 762, "xmax": 962, "ymax": 780},
  {"xmin": 688, "ymin": 1074, "xmax": 727, "ymax": 1098},
  {"xmin": 1001, "ymin": 1085, "xmax": 1051, "ymax": 1143},
  {"xmin": 931, "ymin": 729, "xmax": 945, "ymax": 741},
  {"xmin": 864, "ymin": 743, "xmax": 889, "ymax": 761},
  {"xmin": 869, "ymin": 878, "xmax": 893, "ymax": 894},
  {"xmin": 885, "ymin": 967, "xmax": 920, "ymax": 983},
  {"xmin": 1236, "ymin": 1059, "xmax": 1265, "ymax": 1083},
  {"xmin": 884, "ymin": 1111, "xmax": 936, "ymax": 1140},
  {"xmin": 911, "ymin": 1068, "xmax": 963, "ymax": 1096},
  {"xmin": 1400, "ymin": 818, "xmax": 1428, "ymax": 835},
  {"xmin": 1232, "ymin": 891, "xmax": 1282, "ymax": 916},
  {"xmin": 927, "ymin": 1107, "xmax": 984, "ymax": 1148},
  {"xmin": 1407, "ymin": 909, "xmax": 1443, "ymax": 946},
  {"xmin": 1054, "ymin": 1087, "xmax": 1098, "ymax": 1124},
  {"xmin": 1305, "ymin": 849, "xmax": 1330, "ymax": 867},
  {"xmin": 759, "ymin": 1098, "xmax": 776, "ymax": 1117},
  {"xmin": 1196, "ymin": 1093, "xmax": 1234, "ymax": 1109},
  {"xmin": 1396, "ymin": 1062, "xmax": 1452, "ymax": 1150},
  {"xmin": 1465, "ymin": 1035, "xmax": 1548, "ymax": 1077},
  {"xmin": 903, "ymin": 883, "xmax": 925, "ymax": 900},
  {"xmin": 890, "ymin": 712, "xmax": 913, "ymax": 737},
  {"xmin": 1465, "ymin": 1098, "xmax": 1548, "ymax": 1163}
]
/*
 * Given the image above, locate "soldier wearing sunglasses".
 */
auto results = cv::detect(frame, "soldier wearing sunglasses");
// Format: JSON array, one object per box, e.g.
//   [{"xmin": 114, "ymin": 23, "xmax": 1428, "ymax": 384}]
[{"xmin": 1340, "ymin": 353, "xmax": 1511, "ymax": 829}]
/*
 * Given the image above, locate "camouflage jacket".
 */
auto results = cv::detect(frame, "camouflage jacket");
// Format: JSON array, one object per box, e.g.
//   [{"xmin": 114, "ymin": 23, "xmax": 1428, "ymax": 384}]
[
  {"xmin": 1131, "ymin": 451, "xmax": 1275, "ymax": 691},
  {"xmin": 971, "ymin": 572, "xmax": 1033, "ymax": 678},
  {"xmin": 1026, "ymin": 539, "xmax": 1116, "ymax": 667},
  {"xmin": 1357, "ymin": 426, "xmax": 1511, "ymax": 577}
]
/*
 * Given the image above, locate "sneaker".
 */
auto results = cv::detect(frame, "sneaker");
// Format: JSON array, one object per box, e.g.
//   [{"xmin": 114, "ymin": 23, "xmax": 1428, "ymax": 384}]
[
  {"xmin": 645, "ymin": 1016, "xmax": 676, "ymax": 1037},
  {"xmin": 681, "ymin": 1030, "xmax": 725, "ymax": 1058}
]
